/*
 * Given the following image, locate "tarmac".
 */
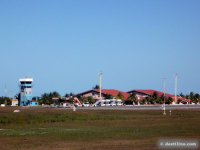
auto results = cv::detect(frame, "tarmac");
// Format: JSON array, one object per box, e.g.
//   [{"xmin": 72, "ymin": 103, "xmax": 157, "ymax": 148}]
[{"xmin": 59, "ymin": 104, "xmax": 200, "ymax": 110}]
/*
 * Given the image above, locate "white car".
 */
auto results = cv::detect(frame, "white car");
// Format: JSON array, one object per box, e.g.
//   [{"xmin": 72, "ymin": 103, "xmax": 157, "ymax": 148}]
[
  {"xmin": 104, "ymin": 101, "xmax": 110, "ymax": 106},
  {"xmin": 97, "ymin": 101, "xmax": 105, "ymax": 107},
  {"xmin": 92, "ymin": 102, "xmax": 100, "ymax": 107},
  {"xmin": 116, "ymin": 102, "xmax": 122, "ymax": 106},
  {"xmin": 82, "ymin": 102, "xmax": 90, "ymax": 107},
  {"xmin": 63, "ymin": 103, "xmax": 72, "ymax": 108},
  {"xmin": 93, "ymin": 100, "xmax": 106, "ymax": 107},
  {"xmin": 75, "ymin": 103, "xmax": 82, "ymax": 107},
  {"xmin": 116, "ymin": 99, "xmax": 122, "ymax": 106},
  {"xmin": 110, "ymin": 101, "xmax": 116, "ymax": 106}
]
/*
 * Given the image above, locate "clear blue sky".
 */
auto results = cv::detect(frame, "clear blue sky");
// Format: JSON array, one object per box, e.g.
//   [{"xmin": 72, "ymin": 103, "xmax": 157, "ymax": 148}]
[{"xmin": 0, "ymin": 0, "xmax": 199, "ymax": 98}]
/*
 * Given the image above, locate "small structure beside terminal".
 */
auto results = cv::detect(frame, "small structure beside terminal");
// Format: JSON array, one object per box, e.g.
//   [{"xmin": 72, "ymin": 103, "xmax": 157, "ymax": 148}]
[{"xmin": 11, "ymin": 99, "xmax": 18, "ymax": 106}]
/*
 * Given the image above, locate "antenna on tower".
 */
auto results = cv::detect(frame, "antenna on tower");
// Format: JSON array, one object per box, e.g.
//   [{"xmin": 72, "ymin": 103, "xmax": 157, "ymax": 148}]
[{"xmin": 174, "ymin": 74, "xmax": 177, "ymax": 104}]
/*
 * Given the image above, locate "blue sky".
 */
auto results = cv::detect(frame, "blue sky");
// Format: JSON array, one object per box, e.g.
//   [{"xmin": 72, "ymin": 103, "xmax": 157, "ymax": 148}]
[{"xmin": 0, "ymin": 0, "xmax": 200, "ymax": 97}]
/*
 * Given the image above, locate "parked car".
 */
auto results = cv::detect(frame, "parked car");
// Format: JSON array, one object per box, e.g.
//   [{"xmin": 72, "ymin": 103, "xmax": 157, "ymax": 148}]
[
  {"xmin": 92, "ymin": 101, "xmax": 100, "ymax": 107},
  {"xmin": 100, "ymin": 101, "xmax": 106, "ymax": 107},
  {"xmin": 63, "ymin": 103, "xmax": 72, "ymax": 108},
  {"xmin": 105, "ymin": 100, "xmax": 110, "ymax": 106},
  {"xmin": 82, "ymin": 102, "xmax": 90, "ymax": 107},
  {"xmin": 116, "ymin": 99, "xmax": 122, "ymax": 106},
  {"xmin": 93, "ymin": 100, "xmax": 103, "ymax": 107},
  {"xmin": 110, "ymin": 101, "xmax": 116, "ymax": 106},
  {"xmin": 116, "ymin": 102, "xmax": 122, "ymax": 106},
  {"xmin": 75, "ymin": 103, "xmax": 82, "ymax": 107}
]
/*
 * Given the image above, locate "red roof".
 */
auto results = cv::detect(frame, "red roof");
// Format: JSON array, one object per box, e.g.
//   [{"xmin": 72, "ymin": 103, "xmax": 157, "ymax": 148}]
[
  {"xmin": 127, "ymin": 89, "xmax": 190, "ymax": 102},
  {"xmin": 79, "ymin": 89, "xmax": 130, "ymax": 100}
]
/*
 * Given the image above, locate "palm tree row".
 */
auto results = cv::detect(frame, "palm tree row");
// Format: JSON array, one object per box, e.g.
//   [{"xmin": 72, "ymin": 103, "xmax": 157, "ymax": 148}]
[
  {"xmin": 179, "ymin": 92, "xmax": 200, "ymax": 103},
  {"xmin": 126, "ymin": 92, "xmax": 174, "ymax": 105}
]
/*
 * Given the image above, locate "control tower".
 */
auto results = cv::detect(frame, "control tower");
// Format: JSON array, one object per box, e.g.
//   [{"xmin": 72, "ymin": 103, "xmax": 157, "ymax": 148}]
[{"xmin": 19, "ymin": 78, "xmax": 34, "ymax": 106}]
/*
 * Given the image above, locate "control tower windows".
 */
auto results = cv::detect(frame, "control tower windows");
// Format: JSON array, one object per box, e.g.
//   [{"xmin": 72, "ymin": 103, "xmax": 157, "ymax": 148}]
[{"xmin": 20, "ymin": 82, "xmax": 32, "ymax": 84}]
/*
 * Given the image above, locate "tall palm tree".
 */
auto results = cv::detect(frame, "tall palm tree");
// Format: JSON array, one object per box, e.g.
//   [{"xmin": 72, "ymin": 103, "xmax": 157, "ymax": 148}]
[
  {"xmin": 127, "ymin": 93, "xmax": 137, "ymax": 104},
  {"xmin": 194, "ymin": 93, "xmax": 200, "ymax": 103},
  {"xmin": 64, "ymin": 93, "xmax": 70, "ymax": 97},
  {"xmin": 93, "ymin": 84, "xmax": 100, "ymax": 89}
]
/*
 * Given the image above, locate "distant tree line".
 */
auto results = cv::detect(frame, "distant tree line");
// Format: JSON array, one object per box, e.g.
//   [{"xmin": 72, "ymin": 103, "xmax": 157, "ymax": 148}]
[
  {"xmin": 141, "ymin": 92, "xmax": 174, "ymax": 104},
  {"xmin": 0, "ymin": 97, "xmax": 11, "ymax": 105},
  {"xmin": 179, "ymin": 92, "xmax": 200, "ymax": 103},
  {"xmin": 125, "ymin": 91, "xmax": 200, "ymax": 105},
  {"xmin": 76, "ymin": 94, "xmax": 95, "ymax": 104},
  {"xmin": 38, "ymin": 91, "xmax": 63, "ymax": 105},
  {"xmin": 36, "ymin": 91, "xmax": 96, "ymax": 105}
]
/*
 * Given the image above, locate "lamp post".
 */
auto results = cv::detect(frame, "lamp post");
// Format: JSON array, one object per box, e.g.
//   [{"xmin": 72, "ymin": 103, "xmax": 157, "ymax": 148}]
[
  {"xmin": 174, "ymin": 74, "xmax": 177, "ymax": 104},
  {"xmin": 99, "ymin": 71, "xmax": 102, "ymax": 100},
  {"xmin": 163, "ymin": 78, "xmax": 166, "ymax": 115}
]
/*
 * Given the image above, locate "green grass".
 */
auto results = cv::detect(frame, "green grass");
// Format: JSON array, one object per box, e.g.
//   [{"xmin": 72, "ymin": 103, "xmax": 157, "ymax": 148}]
[{"xmin": 0, "ymin": 107, "xmax": 200, "ymax": 149}]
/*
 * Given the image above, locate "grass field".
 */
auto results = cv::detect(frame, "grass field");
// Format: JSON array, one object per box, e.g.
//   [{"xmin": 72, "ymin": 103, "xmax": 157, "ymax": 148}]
[{"xmin": 0, "ymin": 106, "xmax": 200, "ymax": 150}]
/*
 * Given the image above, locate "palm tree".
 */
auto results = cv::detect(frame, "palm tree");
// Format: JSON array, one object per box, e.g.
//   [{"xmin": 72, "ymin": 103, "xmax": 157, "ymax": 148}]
[
  {"xmin": 141, "ymin": 98, "xmax": 147, "ymax": 105},
  {"xmin": 126, "ymin": 93, "xmax": 137, "ymax": 104},
  {"xmin": 178, "ymin": 99, "xmax": 182, "ymax": 104},
  {"xmin": 116, "ymin": 92, "xmax": 124, "ymax": 102},
  {"xmin": 70, "ymin": 92, "xmax": 74, "ymax": 96},
  {"xmin": 64, "ymin": 93, "xmax": 70, "ymax": 97},
  {"xmin": 165, "ymin": 97, "xmax": 173, "ymax": 104},
  {"xmin": 41, "ymin": 91, "xmax": 61, "ymax": 104},
  {"xmin": 52, "ymin": 91, "xmax": 61, "ymax": 97},
  {"xmin": 93, "ymin": 84, "xmax": 100, "ymax": 89},
  {"xmin": 104, "ymin": 94, "xmax": 113, "ymax": 99},
  {"xmin": 88, "ymin": 96, "xmax": 95, "ymax": 104},
  {"xmin": 179, "ymin": 93, "xmax": 185, "ymax": 98},
  {"xmin": 14, "ymin": 93, "xmax": 20, "ymax": 100},
  {"xmin": 187, "ymin": 92, "xmax": 195, "ymax": 103},
  {"xmin": 152, "ymin": 92, "xmax": 159, "ymax": 100},
  {"xmin": 194, "ymin": 93, "xmax": 200, "ymax": 103}
]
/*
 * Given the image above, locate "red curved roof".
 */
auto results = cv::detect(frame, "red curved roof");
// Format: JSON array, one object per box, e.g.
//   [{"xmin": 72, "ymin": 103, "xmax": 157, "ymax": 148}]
[
  {"xmin": 127, "ymin": 89, "xmax": 190, "ymax": 102},
  {"xmin": 79, "ymin": 89, "xmax": 130, "ymax": 100}
]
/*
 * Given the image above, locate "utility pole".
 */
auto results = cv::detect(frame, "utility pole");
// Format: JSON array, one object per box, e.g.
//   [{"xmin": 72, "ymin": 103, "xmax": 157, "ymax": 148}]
[
  {"xmin": 163, "ymin": 78, "xmax": 166, "ymax": 115},
  {"xmin": 8, "ymin": 91, "xmax": 12, "ymax": 106},
  {"xmin": 174, "ymin": 74, "xmax": 177, "ymax": 104},
  {"xmin": 188, "ymin": 91, "xmax": 190, "ymax": 105},
  {"xmin": 99, "ymin": 71, "xmax": 102, "ymax": 100},
  {"xmin": 9, "ymin": 91, "xmax": 12, "ymax": 100},
  {"xmin": 5, "ymin": 83, "xmax": 7, "ymax": 104}
]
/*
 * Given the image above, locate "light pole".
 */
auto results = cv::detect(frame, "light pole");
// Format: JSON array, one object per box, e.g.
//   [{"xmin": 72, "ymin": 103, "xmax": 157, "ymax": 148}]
[
  {"xmin": 99, "ymin": 71, "xmax": 102, "ymax": 100},
  {"xmin": 5, "ymin": 83, "xmax": 7, "ymax": 104},
  {"xmin": 174, "ymin": 74, "xmax": 177, "ymax": 104},
  {"xmin": 163, "ymin": 78, "xmax": 166, "ymax": 115}
]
